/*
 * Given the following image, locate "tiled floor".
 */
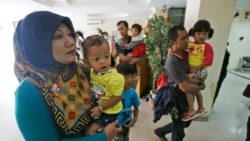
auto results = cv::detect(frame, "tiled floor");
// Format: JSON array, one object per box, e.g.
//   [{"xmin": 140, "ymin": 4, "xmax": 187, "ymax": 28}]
[
  {"xmin": 130, "ymin": 69, "xmax": 250, "ymax": 141},
  {"xmin": 1, "ymin": 56, "xmax": 249, "ymax": 141}
]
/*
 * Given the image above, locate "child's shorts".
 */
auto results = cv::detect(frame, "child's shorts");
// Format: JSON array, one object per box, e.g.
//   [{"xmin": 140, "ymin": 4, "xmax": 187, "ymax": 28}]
[
  {"xmin": 96, "ymin": 113, "xmax": 118, "ymax": 126},
  {"xmin": 192, "ymin": 69, "xmax": 207, "ymax": 80}
]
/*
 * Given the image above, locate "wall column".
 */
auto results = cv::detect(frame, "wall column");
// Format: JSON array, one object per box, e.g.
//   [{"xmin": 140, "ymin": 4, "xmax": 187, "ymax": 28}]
[{"xmin": 184, "ymin": 0, "xmax": 237, "ymax": 120}]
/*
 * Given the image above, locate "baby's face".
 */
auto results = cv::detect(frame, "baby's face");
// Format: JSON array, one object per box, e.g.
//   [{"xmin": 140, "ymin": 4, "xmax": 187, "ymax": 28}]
[
  {"xmin": 194, "ymin": 31, "xmax": 209, "ymax": 44},
  {"xmin": 131, "ymin": 28, "xmax": 140, "ymax": 37},
  {"xmin": 85, "ymin": 43, "xmax": 111, "ymax": 74}
]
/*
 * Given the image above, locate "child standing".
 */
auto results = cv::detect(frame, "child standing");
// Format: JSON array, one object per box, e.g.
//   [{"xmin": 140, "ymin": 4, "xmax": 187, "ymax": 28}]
[
  {"xmin": 114, "ymin": 63, "xmax": 141, "ymax": 141},
  {"xmin": 122, "ymin": 23, "xmax": 146, "ymax": 79},
  {"xmin": 82, "ymin": 35, "xmax": 124, "ymax": 135},
  {"xmin": 182, "ymin": 20, "xmax": 214, "ymax": 121}
]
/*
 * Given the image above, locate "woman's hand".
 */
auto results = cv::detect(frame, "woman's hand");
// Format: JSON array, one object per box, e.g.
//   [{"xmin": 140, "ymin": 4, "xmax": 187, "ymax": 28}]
[{"xmin": 104, "ymin": 121, "xmax": 122, "ymax": 141}]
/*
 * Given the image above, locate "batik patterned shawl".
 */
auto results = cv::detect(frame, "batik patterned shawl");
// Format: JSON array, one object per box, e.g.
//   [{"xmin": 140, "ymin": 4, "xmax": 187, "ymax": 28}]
[{"xmin": 13, "ymin": 11, "xmax": 96, "ymax": 135}]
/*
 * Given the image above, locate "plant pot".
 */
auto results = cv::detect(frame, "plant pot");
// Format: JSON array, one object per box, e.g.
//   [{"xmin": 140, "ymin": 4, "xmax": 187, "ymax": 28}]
[
  {"xmin": 150, "ymin": 89, "xmax": 158, "ymax": 99},
  {"xmin": 148, "ymin": 89, "xmax": 157, "ymax": 110}
]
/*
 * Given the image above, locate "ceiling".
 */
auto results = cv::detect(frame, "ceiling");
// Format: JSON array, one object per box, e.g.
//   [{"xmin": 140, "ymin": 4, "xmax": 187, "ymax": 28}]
[{"xmin": 0, "ymin": 0, "xmax": 250, "ymax": 22}]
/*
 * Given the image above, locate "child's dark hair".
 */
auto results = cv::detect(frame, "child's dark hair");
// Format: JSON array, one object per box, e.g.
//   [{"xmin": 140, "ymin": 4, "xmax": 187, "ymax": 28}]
[
  {"xmin": 188, "ymin": 20, "xmax": 214, "ymax": 39},
  {"xmin": 131, "ymin": 23, "xmax": 142, "ymax": 33},
  {"xmin": 82, "ymin": 35, "xmax": 109, "ymax": 59},
  {"xmin": 116, "ymin": 63, "xmax": 136, "ymax": 75}
]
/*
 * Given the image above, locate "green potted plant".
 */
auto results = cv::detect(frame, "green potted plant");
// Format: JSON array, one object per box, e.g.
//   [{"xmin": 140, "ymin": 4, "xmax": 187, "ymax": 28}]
[{"xmin": 144, "ymin": 15, "xmax": 173, "ymax": 92}]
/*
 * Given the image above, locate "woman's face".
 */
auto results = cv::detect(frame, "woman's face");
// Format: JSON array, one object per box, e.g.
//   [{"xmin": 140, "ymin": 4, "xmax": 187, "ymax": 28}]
[{"xmin": 52, "ymin": 23, "xmax": 76, "ymax": 64}]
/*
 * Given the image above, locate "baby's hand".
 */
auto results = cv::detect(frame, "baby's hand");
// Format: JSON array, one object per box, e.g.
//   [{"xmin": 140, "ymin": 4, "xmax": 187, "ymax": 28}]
[
  {"xmin": 186, "ymin": 73, "xmax": 194, "ymax": 78},
  {"xmin": 167, "ymin": 48, "xmax": 174, "ymax": 56},
  {"xmin": 122, "ymin": 43, "xmax": 126, "ymax": 48},
  {"xmin": 90, "ymin": 106, "xmax": 102, "ymax": 119}
]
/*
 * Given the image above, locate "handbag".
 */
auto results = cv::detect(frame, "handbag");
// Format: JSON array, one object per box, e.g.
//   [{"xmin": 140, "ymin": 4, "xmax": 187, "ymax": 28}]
[{"xmin": 243, "ymin": 84, "xmax": 250, "ymax": 98}]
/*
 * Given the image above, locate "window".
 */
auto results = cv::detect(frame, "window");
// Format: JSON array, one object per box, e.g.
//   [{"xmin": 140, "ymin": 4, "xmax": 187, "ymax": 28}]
[{"xmin": 168, "ymin": 8, "xmax": 186, "ymax": 25}]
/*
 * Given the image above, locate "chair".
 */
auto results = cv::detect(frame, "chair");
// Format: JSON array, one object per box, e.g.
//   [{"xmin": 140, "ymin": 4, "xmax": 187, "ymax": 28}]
[{"xmin": 241, "ymin": 56, "xmax": 250, "ymax": 68}]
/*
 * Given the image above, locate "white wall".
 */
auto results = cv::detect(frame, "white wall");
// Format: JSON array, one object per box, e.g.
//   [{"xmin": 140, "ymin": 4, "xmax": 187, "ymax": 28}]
[
  {"xmin": 72, "ymin": 19, "xmax": 148, "ymax": 40},
  {"xmin": 184, "ymin": 0, "xmax": 237, "ymax": 118},
  {"xmin": 2, "ymin": 8, "xmax": 249, "ymax": 71},
  {"xmin": 0, "ymin": 17, "xmax": 148, "ymax": 59},
  {"xmin": 0, "ymin": 21, "xmax": 15, "ymax": 58},
  {"xmin": 227, "ymin": 9, "xmax": 250, "ymax": 69}
]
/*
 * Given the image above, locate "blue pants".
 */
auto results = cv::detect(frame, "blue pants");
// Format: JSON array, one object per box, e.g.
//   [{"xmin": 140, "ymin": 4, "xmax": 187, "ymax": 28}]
[
  {"xmin": 114, "ymin": 126, "xmax": 130, "ymax": 141},
  {"xmin": 155, "ymin": 87, "xmax": 191, "ymax": 141},
  {"xmin": 155, "ymin": 118, "xmax": 191, "ymax": 141}
]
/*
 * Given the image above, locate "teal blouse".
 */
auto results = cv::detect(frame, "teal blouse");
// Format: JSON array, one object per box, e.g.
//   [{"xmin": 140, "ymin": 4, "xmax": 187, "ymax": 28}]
[{"xmin": 15, "ymin": 80, "xmax": 106, "ymax": 141}]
